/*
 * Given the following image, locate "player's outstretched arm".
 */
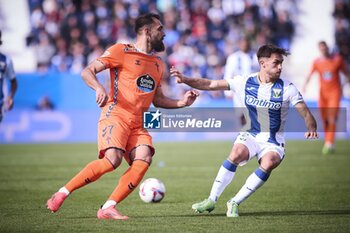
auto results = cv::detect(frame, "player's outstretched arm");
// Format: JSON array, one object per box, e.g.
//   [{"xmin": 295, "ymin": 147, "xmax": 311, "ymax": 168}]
[
  {"xmin": 295, "ymin": 101, "xmax": 318, "ymax": 139},
  {"xmin": 152, "ymin": 86, "xmax": 199, "ymax": 109},
  {"xmin": 81, "ymin": 60, "xmax": 108, "ymax": 107},
  {"xmin": 5, "ymin": 79, "xmax": 17, "ymax": 111},
  {"xmin": 170, "ymin": 67, "xmax": 229, "ymax": 91}
]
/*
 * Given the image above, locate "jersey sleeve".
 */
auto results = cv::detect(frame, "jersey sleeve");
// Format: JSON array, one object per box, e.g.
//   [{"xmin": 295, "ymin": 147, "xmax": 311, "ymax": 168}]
[
  {"xmin": 308, "ymin": 60, "xmax": 317, "ymax": 76},
  {"xmin": 97, "ymin": 44, "xmax": 125, "ymax": 69},
  {"xmin": 288, "ymin": 83, "xmax": 304, "ymax": 106},
  {"xmin": 227, "ymin": 75, "xmax": 243, "ymax": 92},
  {"xmin": 223, "ymin": 55, "xmax": 236, "ymax": 80},
  {"xmin": 5, "ymin": 57, "xmax": 16, "ymax": 80}
]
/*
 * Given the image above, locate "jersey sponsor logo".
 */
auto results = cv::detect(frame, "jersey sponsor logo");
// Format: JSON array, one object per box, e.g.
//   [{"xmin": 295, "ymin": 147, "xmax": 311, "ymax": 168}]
[
  {"xmin": 322, "ymin": 71, "xmax": 332, "ymax": 81},
  {"xmin": 137, "ymin": 74, "xmax": 155, "ymax": 92},
  {"xmin": 246, "ymin": 95, "xmax": 281, "ymax": 110},
  {"xmin": 272, "ymin": 88, "xmax": 282, "ymax": 98}
]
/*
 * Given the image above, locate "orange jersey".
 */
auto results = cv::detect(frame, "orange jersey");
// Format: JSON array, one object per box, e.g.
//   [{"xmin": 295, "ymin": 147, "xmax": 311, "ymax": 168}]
[
  {"xmin": 310, "ymin": 54, "xmax": 346, "ymax": 93},
  {"xmin": 97, "ymin": 43, "xmax": 164, "ymax": 119}
]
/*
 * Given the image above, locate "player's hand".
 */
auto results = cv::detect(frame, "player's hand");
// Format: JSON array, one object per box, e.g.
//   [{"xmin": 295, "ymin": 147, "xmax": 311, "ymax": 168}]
[
  {"xmin": 304, "ymin": 131, "xmax": 318, "ymax": 139},
  {"xmin": 170, "ymin": 66, "xmax": 185, "ymax": 84},
  {"xmin": 4, "ymin": 97, "xmax": 14, "ymax": 111},
  {"xmin": 95, "ymin": 86, "xmax": 108, "ymax": 107},
  {"xmin": 301, "ymin": 84, "xmax": 307, "ymax": 94},
  {"xmin": 181, "ymin": 90, "xmax": 199, "ymax": 107}
]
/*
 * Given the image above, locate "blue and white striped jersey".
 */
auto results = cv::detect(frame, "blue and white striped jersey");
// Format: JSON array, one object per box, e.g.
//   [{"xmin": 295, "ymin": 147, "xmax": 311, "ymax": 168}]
[
  {"xmin": 0, "ymin": 52, "xmax": 16, "ymax": 104},
  {"xmin": 227, "ymin": 72, "xmax": 303, "ymax": 146}
]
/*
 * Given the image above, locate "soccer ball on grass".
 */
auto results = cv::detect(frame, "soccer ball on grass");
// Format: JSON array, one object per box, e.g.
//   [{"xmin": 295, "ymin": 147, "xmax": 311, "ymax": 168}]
[{"xmin": 139, "ymin": 178, "xmax": 166, "ymax": 203}]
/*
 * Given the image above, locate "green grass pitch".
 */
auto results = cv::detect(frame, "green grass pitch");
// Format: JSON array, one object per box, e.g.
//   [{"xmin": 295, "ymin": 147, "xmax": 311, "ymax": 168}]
[{"xmin": 0, "ymin": 140, "xmax": 349, "ymax": 232}]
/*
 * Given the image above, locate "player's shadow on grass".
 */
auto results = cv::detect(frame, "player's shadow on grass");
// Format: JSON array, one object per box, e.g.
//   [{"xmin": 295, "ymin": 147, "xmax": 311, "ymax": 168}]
[
  {"xmin": 137, "ymin": 209, "xmax": 350, "ymax": 219},
  {"xmin": 242, "ymin": 209, "xmax": 350, "ymax": 217},
  {"xmin": 65, "ymin": 209, "xmax": 350, "ymax": 220}
]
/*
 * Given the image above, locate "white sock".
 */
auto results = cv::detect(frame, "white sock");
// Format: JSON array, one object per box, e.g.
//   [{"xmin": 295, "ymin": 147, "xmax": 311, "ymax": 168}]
[
  {"xmin": 102, "ymin": 200, "xmax": 117, "ymax": 209},
  {"xmin": 232, "ymin": 167, "xmax": 269, "ymax": 205},
  {"xmin": 325, "ymin": 142, "xmax": 334, "ymax": 149},
  {"xmin": 209, "ymin": 160, "xmax": 237, "ymax": 202},
  {"xmin": 59, "ymin": 187, "xmax": 70, "ymax": 196}
]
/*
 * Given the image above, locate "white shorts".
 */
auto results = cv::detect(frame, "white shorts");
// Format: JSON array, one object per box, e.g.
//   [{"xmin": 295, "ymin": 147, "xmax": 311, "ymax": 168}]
[{"xmin": 234, "ymin": 132, "xmax": 285, "ymax": 166}]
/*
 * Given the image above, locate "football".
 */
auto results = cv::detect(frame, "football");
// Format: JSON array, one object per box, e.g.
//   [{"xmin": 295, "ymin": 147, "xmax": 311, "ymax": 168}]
[{"xmin": 139, "ymin": 178, "xmax": 166, "ymax": 203}]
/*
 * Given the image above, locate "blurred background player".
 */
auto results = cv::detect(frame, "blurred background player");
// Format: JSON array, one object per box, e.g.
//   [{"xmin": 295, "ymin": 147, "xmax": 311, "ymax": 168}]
[
  {"xmin": 223, "ymin": 37, "xmax": 259, "ymax": 126},
  {"xmin": 46, "ymin": 13, "xmax": 198, "ymax": 220},
  {"xmin": 0, "ymin": 30, "xmax": 17, "ymax": 123},
  {"xmin": 171, "ymin": 44, "xmax": 318, "ymax": 218},
  {"xmin": 303, "ymin": 41, "xmax": 350, "ymax": 155}
]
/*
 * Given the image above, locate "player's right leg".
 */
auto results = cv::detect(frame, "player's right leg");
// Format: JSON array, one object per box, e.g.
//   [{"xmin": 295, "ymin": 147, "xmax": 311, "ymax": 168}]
[
  {"xmin": 192, "ymin": 133, "xmax": 252, "ymax": 213},
  {"xmin": 323, "ymin": 102, "xmax": 339, "ymax": 155},
  {"xmin": 320, "ymin": 94, "xmax": 339, "ymax": 155},
  {"xmin": 47, "ymin": 149, "xmax": 123, "ymax": 212},
  {"xmin": 47, "ymin": 117, "xmax": 129, "ymax": 213}
]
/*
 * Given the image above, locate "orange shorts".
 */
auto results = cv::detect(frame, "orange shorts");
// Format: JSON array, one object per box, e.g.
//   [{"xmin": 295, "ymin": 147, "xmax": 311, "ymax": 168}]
[{"xmin": 97, "ymin": 114, "xmax": 154, "ymax": 165}]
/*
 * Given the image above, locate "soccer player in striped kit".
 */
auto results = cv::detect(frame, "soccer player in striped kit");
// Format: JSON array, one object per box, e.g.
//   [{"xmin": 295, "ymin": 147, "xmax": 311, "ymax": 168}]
[
  {"xmin": 0, "ymin": 30, "xmax": 17, "ymax": 123},
  {"xmin": 170, "ymin": 44, "xmax": 318, "ymax": 218}
]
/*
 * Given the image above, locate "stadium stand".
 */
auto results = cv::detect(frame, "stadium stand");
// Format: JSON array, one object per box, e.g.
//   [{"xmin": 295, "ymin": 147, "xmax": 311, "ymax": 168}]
[
  {"xmin": 333, "ymin": 0, "xmax": 350, "ymax": 67},
  {"xmin": 25, "ymin": 0, "xmax": 299, "ymax": 100}
]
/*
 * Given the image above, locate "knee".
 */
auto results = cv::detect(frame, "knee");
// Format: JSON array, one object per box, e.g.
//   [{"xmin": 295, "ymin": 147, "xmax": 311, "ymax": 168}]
[
  {"xmin": 105, "ymin": 148, "xmax": 124, "ymax": 168},
  {"xmin": 229, "ymin": 146, "xmax": 249, "ymax": 164},
  {"xmin": 260, "ymin": 156, "xmax": 281, "ymax": 171},
  {"xmin": 129, "ymin": 146, "xmax": 153, "ymax": 165}
]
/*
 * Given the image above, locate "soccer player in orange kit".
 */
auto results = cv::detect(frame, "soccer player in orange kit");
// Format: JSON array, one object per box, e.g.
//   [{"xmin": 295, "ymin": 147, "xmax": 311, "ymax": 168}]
[
  {"xmin": 303, "ymin": 41, "xmax": 350, "ymax": 154},
  {"xmin": 46, "ymin": 13, "xmax": 199, "ymax": 220}
]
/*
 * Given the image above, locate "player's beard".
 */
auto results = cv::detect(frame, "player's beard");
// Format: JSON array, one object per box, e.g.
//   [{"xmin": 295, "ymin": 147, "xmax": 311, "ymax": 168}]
[
  {"xmin": 275, "ymin": 71, "xmax": 281, "ymax": 79},
  {"xmin": 151, "ymin": 39, "xmax": 165, "ymax": 52},
  {"xmin": 269, "ymin": 70, "xmax": 281, "ymax": 79}
]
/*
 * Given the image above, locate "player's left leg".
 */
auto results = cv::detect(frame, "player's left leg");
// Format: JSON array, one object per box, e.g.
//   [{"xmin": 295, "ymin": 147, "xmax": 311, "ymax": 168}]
[
  {"xmin": 97, "ymin": 145, "xmax": 152, "ymax": 220},
  {"xmin": 192, "ymin": 143, "xmax": 249, "ymax": 214},
  {"xmin": 108, "ymin": 145, "xmax": 152, "ymax": 203},
  {"xmin": 227, "ymin": 151, "xmax": 282, "ymax": 217},
  {"xmin": 98, "ymin": 130, "xmax": 154, "ymax": 220},
  {"xmin": 322, "ymin": 97, "xmax": 340, "ymax": 155},
  {"xmin": 192, "ymin": 132, "xmax": 257, "ymax": 214}
]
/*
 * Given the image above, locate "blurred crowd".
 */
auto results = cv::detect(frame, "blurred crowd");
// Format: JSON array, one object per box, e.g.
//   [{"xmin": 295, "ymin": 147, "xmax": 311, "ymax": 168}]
[
  {"xmin": 333, "ymin": 0, "xmax": 350, "ymax": 67},
  {"xmin": 27, "ymin": 0, "xmax": 298, "ymax": 100}
]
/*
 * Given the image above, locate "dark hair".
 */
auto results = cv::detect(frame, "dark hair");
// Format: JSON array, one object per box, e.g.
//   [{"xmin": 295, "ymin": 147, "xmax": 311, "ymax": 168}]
[
  {"xmin": 318, "ymin": 41, "xmax": 327, "ymax": 46},
  {"xmin": 257, "ymin": 44, "xmax": 290, "ymax": 59},
  {"xmin": 134, "ymin": 13, "xmax": 161, "ymax": 34}
]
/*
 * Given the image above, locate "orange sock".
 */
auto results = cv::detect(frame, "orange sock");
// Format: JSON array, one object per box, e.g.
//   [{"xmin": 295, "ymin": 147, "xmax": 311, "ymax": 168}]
[
  {"xmin": 109, "ymin": 160, "xmax": 149, "ymax": 203},
  {"xmin": 65, "ymin": 157, "xmax": 114, "ymax": 193},
  {"xmin": 325, "ymin": 123, "xmax": 336, "ymax": 144}
]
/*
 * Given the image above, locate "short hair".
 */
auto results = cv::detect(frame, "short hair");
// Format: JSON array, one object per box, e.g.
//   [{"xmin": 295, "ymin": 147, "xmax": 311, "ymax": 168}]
[
  {"xmin": 318, "ymin": 41, "xmax": 327, "ymax": 46},
  {"xmin": 134, "ymin": 13, "xmax": 161, "ymax": 34},
  {"xmin": 257, "ymin": 44, "xmax": 290, "ymax": 60}
]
